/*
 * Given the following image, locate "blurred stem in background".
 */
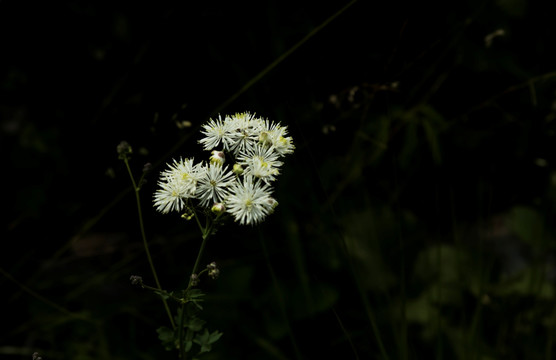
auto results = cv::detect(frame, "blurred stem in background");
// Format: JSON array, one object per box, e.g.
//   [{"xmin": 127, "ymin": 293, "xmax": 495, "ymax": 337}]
[{"xmin": 119, "ymin": 141, "xmax": 176, "ymax": 330}]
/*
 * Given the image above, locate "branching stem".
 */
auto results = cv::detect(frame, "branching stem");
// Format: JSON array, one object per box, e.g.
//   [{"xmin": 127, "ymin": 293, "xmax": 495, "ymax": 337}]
[{"xmin": 123, "ymin": 156, "xmax": 176, "ymax": 330}]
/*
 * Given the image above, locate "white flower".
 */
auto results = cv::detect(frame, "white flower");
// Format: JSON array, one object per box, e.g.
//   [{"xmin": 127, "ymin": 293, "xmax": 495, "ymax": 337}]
[
  {"xmin": 195, "ymin": 162, "xmax": 236, "ymax": 207},
  {"xmin": 199, "ymin": 115, "xmax": 234, "ymax": 151},
  {"xmin": 161, "ymin": 157, "xmax": 202, "ymax": 194},
  {"xmin": 227, "ymin": 112, "xmax": 263, "ymax": 156},
  {"xmin": 156, "ymin": 111, "xmax": 293, "ymax": 219},
  {"xmin": 153, "ymin": 179, "xmax": 190, "ymax": 214},
  {"xmin": 153, "ymin": 158, "xmax": 202, "ymax": 214},
  {"xmin": 258, "ymin": 120, "xmax": 295, "ymax": 156},
  {"xmin": 226, "ymin": 176, "xmax": 274, "ymax": 225},
  {"xmin": 271, "ymin": 133, "xmax": 295, "ymax": 156},
  {"xmin": 237, "ymin": 145, "xmax": 283, "ymax": 183}
]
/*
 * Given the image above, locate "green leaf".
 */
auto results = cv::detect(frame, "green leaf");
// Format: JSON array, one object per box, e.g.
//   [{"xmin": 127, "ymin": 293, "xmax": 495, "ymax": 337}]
[
  {"xmin": 186, "ymin": 289, "xmax": 205, "ymax": 310},
  {"xmin": 186, "ymin": 289, "xmax": 205, "ymax": 300},
  {"xmin": 185, "ymin": 328, "xmax": 194, "ymax": 352},
  {"xmin": 193, "ymin": 329, "xmax": 223, "ymax": 354},
  {"xmin": 156, "ymin": 326, "xmax": 176, "ymax": 351},
  {"xmin": 191, "ymin": 301, "xmax": 204, "ymax": 310},
  {"xmin": 186, "ymin": 316, "xmax": 206, "ymax": 332},
  {"xmin": 208, "ymin": 330, "xmax": 223, "ymax": 344},
  {"xmin": 153, "ymin": 289, "xmax": 171, "ymax": 300}
]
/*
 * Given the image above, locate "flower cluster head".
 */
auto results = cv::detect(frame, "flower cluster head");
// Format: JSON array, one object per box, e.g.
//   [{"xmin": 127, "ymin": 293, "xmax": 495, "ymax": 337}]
[
  {"xmin": 153, "ymin": 112, "xmax": 294, "ymax": 225},
  {"xmin": 207, "ymin": 262, "xmax": 220, "ymax": 279}
]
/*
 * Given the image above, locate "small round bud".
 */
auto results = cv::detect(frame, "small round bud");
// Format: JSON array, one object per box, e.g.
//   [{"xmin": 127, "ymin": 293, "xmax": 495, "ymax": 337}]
[
  {"xmin": 142, "ymin": 162, "xmax": 153, "ymax": 173},
  {"xmin": 207, "ymin": 261, "xmax": 217, "ymax": 270},
  {"xmin": 181, "ymin": 207, "xmax": 195, "ymax": 220},
  {"xmin": 266, "ymin": 198, "xmax": 279, "ymax": 213},
  {"xmin": 232, "ymin": 163, "xmax": 244, "ymax": 175},
  {"xmin": 211, "ymin": 203, "xmax": 226, "ymax": 215},
  {"xmin": 117, "ymin": 141, "xmax": 132, "ymax": 159},
  {"xmin": 130, "ymin": 275, "xmax": 143, "ymax": 286},
  {"xmin": 210, "ymin": 150, "xmax": 225, "ymax": 166},
  {"xmin": 190, "ymin": 274, "xmax": 200, "ymax": 287}
]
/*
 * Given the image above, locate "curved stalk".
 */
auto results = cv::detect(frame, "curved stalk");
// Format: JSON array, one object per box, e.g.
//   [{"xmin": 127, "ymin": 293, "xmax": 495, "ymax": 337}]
[{"xmin": 123, "ymin": 156, "xmax": 176, "ymax": 330}]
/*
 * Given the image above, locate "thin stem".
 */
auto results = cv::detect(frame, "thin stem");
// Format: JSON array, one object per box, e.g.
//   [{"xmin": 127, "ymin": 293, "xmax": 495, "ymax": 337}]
[
  {"xmin": 0, "ymin": 266, "xmax": 96, "ymax": 324},
  {"xmin": 187, "ymin": 206, "xmax": 212, "ymax": 289},
  {"xmin": 178, "ymin": 304, "xmax": 187, "ymax": 360},
  {"xmin": 123, "ymin": 157, "xmax": 176, "ymax": 330},
  {"xmin": 188, "ymin": 230, "xmax": 210, "ymax": 290},
  {"xmin": 211, "ymin": 0, "xmax": 359, "ymax": 115},
  {"xmin": 180, "ymin": 208, "xmax": 212, "ymax": 360}
]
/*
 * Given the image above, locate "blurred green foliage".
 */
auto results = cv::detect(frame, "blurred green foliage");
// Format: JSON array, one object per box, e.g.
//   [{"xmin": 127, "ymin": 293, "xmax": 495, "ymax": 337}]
[{"xmin": 3, "ymin": 0, "xmax": 556, "ymax": 359}]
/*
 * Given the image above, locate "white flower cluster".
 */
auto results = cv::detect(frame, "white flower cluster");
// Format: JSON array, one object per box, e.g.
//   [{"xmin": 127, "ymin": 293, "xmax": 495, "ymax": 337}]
[{"xmin": 153, "ymin": 112, "xmax": 294, "ymax": 225}]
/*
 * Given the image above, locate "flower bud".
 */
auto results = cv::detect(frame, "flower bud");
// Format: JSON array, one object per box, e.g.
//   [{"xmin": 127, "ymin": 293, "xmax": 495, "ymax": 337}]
[
  {"xmin": 210, "ymin": 150, "xmax": 225, "ymax": 166},
  {"xmin": 130, "ymin": 275, "xmax": 143, "ymax": 286},
  {"xmin": 207, "ymin": 262, "xmax": 220, "ymax": 279},
  {"xmin": 233, "ymin": 163, "xmax": 244, "ymax": 175},
  {"xmin": 190, "ymin": 274, "xmax": 200, "ymax": 287},
  {"xmin": 181, "ymin": 207, "xmax": 195, "ymax": 220},
  {"xmin": 117, "ymin": 141, "xmax": 132, "ymax": 159},
  {"xmin": 211, "ymin": 203, "xmax": 226, "ymax": 215},
  {"xmin": 266, "ymin": 198, "xmax": 279, "ymax": 213},
  {"xmin": 208, "ymin": 268, "xmax": 220, "ymax": 279}
]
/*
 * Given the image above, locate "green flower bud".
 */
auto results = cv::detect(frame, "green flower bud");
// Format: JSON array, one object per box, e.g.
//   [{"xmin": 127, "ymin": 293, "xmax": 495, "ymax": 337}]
[
  {"xmin": 211, "ymin": 203, "xmax": 226, "ymax": 215},
  {"xmin": 233, "ymin": 163, "xmax": 244, "ymax": 175}
]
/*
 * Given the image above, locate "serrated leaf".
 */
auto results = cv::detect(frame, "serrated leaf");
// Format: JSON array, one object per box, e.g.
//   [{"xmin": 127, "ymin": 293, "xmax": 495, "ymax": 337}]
[
  {"xmin": 193, "ymin": 329, "xmax": 223, "ymax": 354},
  {"xmin": 156, "ymin": 326, "xmax": 176, "ymax": 351},
  {"xmin": 194, "ymin": 329, "xmax": 211, "ymax": 354},
  {"xmin": 186, "ymin": 289, "xmax": 205, "ymax": 310},
  {"xmin": 191, "ymin": 301, "xmax": 204, "ymax": 310},
  {"xmin": 187, "ymin": 289, "xmax": 205, "ymax": 299},
  {"xmin": 187, "ymin": 316, "xmax": 206, "ymax": 332},
  {"xmin": 208, "ymin": 330, "xmax": 223, "ymax": 344}
]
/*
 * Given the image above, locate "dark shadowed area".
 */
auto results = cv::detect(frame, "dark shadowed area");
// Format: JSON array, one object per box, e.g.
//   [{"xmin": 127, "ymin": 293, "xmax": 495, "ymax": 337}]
[{"xmin": 3, "ymin": 0, "xmax": 556, "ymax": 359}]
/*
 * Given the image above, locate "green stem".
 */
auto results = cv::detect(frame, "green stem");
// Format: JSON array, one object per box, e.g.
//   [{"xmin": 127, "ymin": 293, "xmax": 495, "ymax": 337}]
[
  {"xmin": 178, "ymin": 207, "xmax": 213, "ymax": 359},
  {"xmin": 178, "ymin": 303, "xmax": 187, "ymax": 360},
  {"xmin": 188, "ymin": 230, "xmax": 210, "ymax": 290},
  {"xmin": 123, "ymin": 157, "xmax": 176, "ymax": 330},
  {"xmin": 187, "ymin": 206, "xmax": 212, "ymax": 289}
]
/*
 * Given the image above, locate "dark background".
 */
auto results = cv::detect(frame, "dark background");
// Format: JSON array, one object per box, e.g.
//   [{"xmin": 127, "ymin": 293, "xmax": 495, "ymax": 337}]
[{"xmin": 3, "ymin": 0, "xmax": 556, "ymax": 359}]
